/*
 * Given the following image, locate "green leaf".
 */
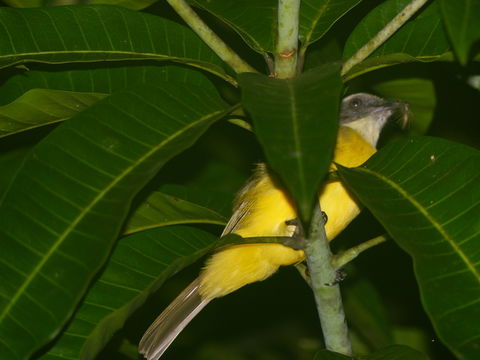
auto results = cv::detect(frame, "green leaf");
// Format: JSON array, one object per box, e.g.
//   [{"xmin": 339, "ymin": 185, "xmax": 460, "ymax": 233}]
[
  {"xmin": 239, "ymin": 64, "xmax": 342, "ymax": 223},
  {"xmin": 0, "ymin": 89, "xmax": 107, "ymax": 138},
  {"xmin": 300, "ymin": 0, "xmax": 362, "ymax": 48},
  {"xmin": 158, "ymin": 184, "xmax": 233, "ymax": 218},
  {"xmin": 41, "ymin": 225, "xmax": 219, "ymax": 360},
  {"xmin": 439, "ymin": 0, "xmax": 480, "ymax": 65},
  {"xmin": 191, "ymin": 0, "xmax": 361, "ymax": 54},
  {"xmin": 3, "ymin": 0, "xmax": 157, "ymax": 9},
  {"xmin": 0, "ymin": 64, "xmax": 215, "ymax": 106},
  {"xmin": 343, "ymin": 0, "xmax": 451, "ymax": 80},
  {"xmin": 0, "ymin": 82, "xmax": 230, "ymax": 360},
  {"xmin": 372, "ymin": 78, "xmax": 436, "ymax": 135},
  {"xmin": 124, "ymin": 191, "xmax": 227, "ymax": 235},
  {"xmin": 190, "ymin": 0, "xmax": 277, "ymax": 54},
  {"xmin": 0, "ymin": 6, "xmax": 233, "ymax": 84},
  {"xmin": 338, "ymin": 137, "xmax": 480, "ymax": 360}
]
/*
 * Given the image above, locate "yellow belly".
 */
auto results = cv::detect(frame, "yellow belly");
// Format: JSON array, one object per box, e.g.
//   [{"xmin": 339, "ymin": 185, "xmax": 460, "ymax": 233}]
[{"xmin": 199, "ymin": 127, "xmax": 376, "ymax": 299}]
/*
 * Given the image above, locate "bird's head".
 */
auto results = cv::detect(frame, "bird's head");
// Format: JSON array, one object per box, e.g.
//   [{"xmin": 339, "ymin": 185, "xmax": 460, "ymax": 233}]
[{"xmin": 340, "ymin": 93, "xmax": 409, "ymax": 147}]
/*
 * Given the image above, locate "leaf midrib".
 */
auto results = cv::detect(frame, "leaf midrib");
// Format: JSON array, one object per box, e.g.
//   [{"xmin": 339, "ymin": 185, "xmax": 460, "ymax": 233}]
[
  {"xmin": 0, "ymin": 106, "xmax": 229, "ymax": 327},
  {"xmin": 356, "ymin": 166, "xmax": 480, "ymax": 282}
]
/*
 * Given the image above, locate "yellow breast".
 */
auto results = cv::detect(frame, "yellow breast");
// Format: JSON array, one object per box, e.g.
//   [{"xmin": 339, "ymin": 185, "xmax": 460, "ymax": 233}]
[{"xmin": 199, "ymin": 126, "xmax": 376, "ymax": 299}]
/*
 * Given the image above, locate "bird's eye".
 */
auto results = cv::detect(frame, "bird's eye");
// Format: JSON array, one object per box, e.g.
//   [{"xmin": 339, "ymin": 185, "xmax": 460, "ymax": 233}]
[{"xmin": 350, "ymin": 98, "xmax": 362, "ymax": 109}]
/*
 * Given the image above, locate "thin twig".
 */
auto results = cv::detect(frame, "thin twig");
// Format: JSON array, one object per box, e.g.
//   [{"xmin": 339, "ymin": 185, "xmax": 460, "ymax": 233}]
[
  {"xmin": 332, "ymin": 235, "xmax": 389, "ymax": 269},
  {"xmin": 166, "ymin": 0, "xmax": 257, "ymax": 75},
  {"xmin": 274, "ymin": 0, "xmax": 301, "ymax": 78},
  {"xmin": 341, "ymin": 0, "xmax": 429, "ymax": 76},
  {"xmin": 304, "ymin": 204, "xmax": 352, "ymax": 355}
]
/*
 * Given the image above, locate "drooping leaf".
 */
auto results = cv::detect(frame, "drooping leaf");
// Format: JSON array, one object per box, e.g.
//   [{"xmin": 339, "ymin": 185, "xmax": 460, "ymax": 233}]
[
  {"xmin": 439, "ymin": 0, "xmax": 480, "ymax": 65},
  {"xmin": 123, "ymin": 191, "xmax": 227, "ymax": 235},
  {"xmin": 40, "ymin": 225, "xmax": 219, "ymax": 360},
  {"xmin": 0, "ymin": 89, "xmax": 106, "ymax": 138},
  {"xmin": 338, "ymin": 136, "xmax": 480, "ymax": 359},
  {"xmin": 0, "ymin": 6, "xmax": 234, "ymax": 84},
  {"xmin": 372, "ymin": 77, "xmax": 436, "ymax": 135},
  {"xmin": 0, "ymin": 63, "xmax": 216, "ymax": 106},
  {"xmin": 239, "ymin": 63, "xmax": 342, "ymax": 223},
  {"xmin": 0, "ymin": 82, "xmax": 230, "ymax": 360},
  {"xmin": 343, "ymin": 0, "xmax": 451, "ymax": 80}
]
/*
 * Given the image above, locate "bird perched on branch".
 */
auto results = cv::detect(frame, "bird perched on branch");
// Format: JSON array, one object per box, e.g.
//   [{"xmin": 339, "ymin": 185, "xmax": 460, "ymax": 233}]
[{"xmin": 139, "ymin": 93, "xmax": 407, "ymax": 360}]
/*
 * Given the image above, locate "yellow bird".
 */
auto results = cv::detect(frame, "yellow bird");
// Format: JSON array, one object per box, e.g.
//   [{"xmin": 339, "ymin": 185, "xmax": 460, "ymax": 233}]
[{"xmin": 139, "ymin": 93, "xmax": 406, "ymax": 359}]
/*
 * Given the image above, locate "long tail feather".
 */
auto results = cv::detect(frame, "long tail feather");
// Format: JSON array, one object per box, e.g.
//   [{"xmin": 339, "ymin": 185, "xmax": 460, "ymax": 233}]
[{"xmin": 139, "ymin": 279, "xmax": 210, "ymax": 359}]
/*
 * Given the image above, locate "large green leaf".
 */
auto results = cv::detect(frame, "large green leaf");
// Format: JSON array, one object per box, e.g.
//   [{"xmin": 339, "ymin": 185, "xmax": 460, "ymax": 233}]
[
  {"xmin": 0, "ymin": 6, "xmax": 234, "ymax": 84},
  {"xmin": 40, "ymin": 225, "xmax": 219, "ymax": 360},
  {"xmin": 439, "ymin": 0, "xmax": 480, "ymax": 65},
  {"xmin": 338, "ymin": 137, "xmax": 480, "ymax": 359},
  {"xmin": 0, "ymin": 89, "xmax": 106, "ymax": 138},
  {"xmin": 299, "ymin": 0, "xmax": 362, "ymax": 49},
  {"xmin": 190, "ymin": 0, "xmax": 277, "ymax": 54},
  {"xmin": 124, "ymin": 190, "xmax": 227, "ymax": 235},
  {"xmin": 0, "ymin": 83, "xmax": 230, "ymax": 360},
  {"xmin": 3, "ymin": 0, "xmax": 158, "ymax": 9},
  {"xmin": 239, "ymin": 64, "xmax": 342, "ymax": 223},
  {"xmin": 0, "ymin": 63, "xmax": 216, "ymax": 106},
  {"xmin": 343, "ymin": 0, "xmax": 451, "ymax": 80},
  {"xmin": 191, "ymin": 0, "xmax": 361, "ymax": 55}
]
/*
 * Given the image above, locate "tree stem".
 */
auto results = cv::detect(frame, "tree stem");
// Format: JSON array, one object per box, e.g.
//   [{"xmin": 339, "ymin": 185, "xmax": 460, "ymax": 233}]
[
  {"xmin": 305, "ymin": 205, "xmax": 352, "ymax": 355},
  {"xmin": 166, "ymin": 0, "xmax": 257, "ymax": 75},
  {"xmin": 274, "ymin": 0, "xmax": 300, "ymax": 78},
  {"xmin": 341, "ymin": 0, "xmax": 429, "ymax": 76}
]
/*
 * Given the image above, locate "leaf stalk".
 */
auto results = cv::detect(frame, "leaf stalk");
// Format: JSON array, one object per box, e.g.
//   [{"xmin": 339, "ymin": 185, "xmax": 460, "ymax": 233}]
[
  {"xmin": 166, "ymin": 0, "xmax": 257, "ymax": 75},
  {"xmin": 341, "ymin": 0, "xmax": 429, "ymax": 76}
]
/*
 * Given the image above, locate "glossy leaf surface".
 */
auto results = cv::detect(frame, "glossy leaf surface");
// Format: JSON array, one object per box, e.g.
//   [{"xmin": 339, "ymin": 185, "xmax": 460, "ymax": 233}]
[
  {"xmin": 343, "ymin": 0, "xmax": 451, "ymax": 80},
  {"xmin": 124, "ymin": 191, "xmax": 227, "ymax": 235},
  {"xmin": 0, "ymin": 64, "xmax": 215, "ymax": 105},
  {"xmin": 0, "ymin": 83, "xmax": 229, "ymax": 360},
  {"xmin": 239, "ymin": 64, "xmax": 342, "ymax": 223},
  {"xmin": 41, "ymin": 226, "xmax": 219, "ymax": 360},
  {"xmin": 3, "ymin": 0, "xmax": 157, "ymax": 9},
  {"xmin": 0, "ymin": 89, "xmax": 106, "ymax": 138},
  {"xmin": 0, "ymin": 6, "xmax": 233, "ymax": 84},
  {"xmin": 191, "ymin": 0, "xmax": 361, "ymax": 54},
  {"xmin": 338, "ymin": 137, "xmax": 480, "ymax": 359}
]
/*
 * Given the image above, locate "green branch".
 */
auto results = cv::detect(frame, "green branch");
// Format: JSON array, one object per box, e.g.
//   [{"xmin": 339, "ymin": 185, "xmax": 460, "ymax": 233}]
[
  {"xmin": 304, "ymin": 205, "xmax": 352, "ymax": 355},
  {"xmin": 332, "ymin": 235, "xmax": 389, "ymax": 269},
  {"xmin": 274, "ymin": 0, "xmax": 301, "ymax": 78},
  {"xmin": 166, "ymin": 0, "xmax": 257, "ymax": 76},
  {"xmin": 341, "ymin": 0, "xmax": 429, "ymax": 76}
]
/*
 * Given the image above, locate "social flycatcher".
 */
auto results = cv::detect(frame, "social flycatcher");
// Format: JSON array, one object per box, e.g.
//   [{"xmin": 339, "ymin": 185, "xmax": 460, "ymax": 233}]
[{"xmin": 139, "ymin": 93, "xmax": 406, "ymax": 360}]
